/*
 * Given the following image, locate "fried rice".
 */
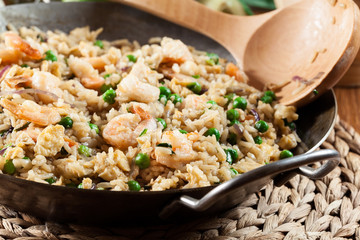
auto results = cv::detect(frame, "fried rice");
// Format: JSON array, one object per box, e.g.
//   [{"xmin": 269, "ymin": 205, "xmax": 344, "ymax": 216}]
[{"xmin": 0, "ymin": 26, "xmax": 300, "ymax": 191}]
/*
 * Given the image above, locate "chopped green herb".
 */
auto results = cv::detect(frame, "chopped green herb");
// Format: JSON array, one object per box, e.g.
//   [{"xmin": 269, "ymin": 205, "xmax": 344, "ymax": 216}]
[
  {"xmin": 156, "ymin": 118, "xmax": 167, "ymax": 130},
  {"xmin": 207, "ymin": 100, "xmax": 217, "ymax": 106},
  {"xmin": 77, "ymin": 183, "xmax": 83, "ymax": 189},
  {"xmin": 14, "ymin": 122, "xmax": 30, "ymax": 131},
  {"xmin": 238, "ymin": 0, "xmax": 254, "ymax": 15},
  {"xmin": 179, "ymin": 130, "xmax": 188, "ymax": 134},
  {"xmin": 44, "ymin": 50, "xmax": 57, "ymax": 62},
  {"xmin": 192, "ymin": 74, "xmax": 200, "ymax": 79},
  {"xmin": 103, "ymin": 73, "xmax": 111, "ymax": 79},
  {"xmin": 45, "ymin": 177, "xmax": 56, "ymax": 184},
  {"xmin": 157, "ymin": 143, "xmax": 172, "ymax": 148},
  {"xmin": 127, "ymin": 54, "xmax": 137, "ymax": 63},
  {"xmin": 89, "ymin": 123, "xmax": 99, "ymax": 134},
  {"xmin": 102, "ymin": 88, "xmax": 116, "ymax": 104},
  {"xmin": 94, "ymin": 40, "xmax": 104, "ymax": 49},
  {"xmin": 78, "ymin": 145, "xmax": 91, "ymax": 157},
  {"xmin": 224, "ymin": 93, "xmax": 235, "ymax": 104},
  {"xmin": 21, "ymin": 64, "xmax": 29, "ymax": 68},
  {"xmin": 23, "ymin": 156, "xmax": 30, "ymax": 160},
  {"xmin": 58, "ymin": 116, "xmax": 73, "ymax": 129},
  {"xmin": 3, "ymin": 159, "xmax": 15, "ymax": 175},
  {"xmin": 313, "ymin": 89, "xmax": 319, "ymax": 95},
  {"xmin": 206, "ymin": 52, "xmax": 219, "ymax": 66},
  {"xmin": 134, "ymin": 153, "xmax": 150, "ymax": 169},
  {"xmin": 230, "ymin": 168, "xmax": 238, "ymax": 178},
  {"xmin": 139, "ymin": 128, "xmax": 148, "ymax": 137}
]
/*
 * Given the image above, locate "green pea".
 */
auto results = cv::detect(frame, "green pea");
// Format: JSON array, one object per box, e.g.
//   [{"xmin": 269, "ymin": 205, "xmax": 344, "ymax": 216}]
[
  {"xmin": 206, "ymin": 52, "xmax": 219, "ymax": 66},
  {"xmin": 255, "ymin": 120, "xmax": 269, "ymax": 133},
  {"xmin": 134, "ymin": 153, "xmax": 150, "ymax": 169},
  {"xmin": 3, "ymin": 160, "xmax": 15, "ymax": 175},
  {"xmin": 156, "ymin": 118, "xmax": 167, "ymax": 130},
  {"xmin": 159, "ymin": 86, "xmax": 171, "ymax": 97},
  {"xmin": 187, "ymin": 82, "xmax": 202, "ymax": 94},
  {"xmin": 179, "ymin": 130, "xmax": 188, "ymax": 134},
  {"xmin": 78, "ymin": 145, "xmax": 91, "ymax": 157},
  {"xmin": 45, "ymin": 177, "xmax": 56, "ymax": 185},
  {"xmin": 44, "ymin": 50, "xmax": 57, "ymax": 62},
  {"xmin": 227, "ymin": 133, "xmax": 237, "ymax": 145},
  {"xmin": 207, "ymin": 100, "xmax": 217, "ymax": 106},
  {"xmin": 170, "ymin": 94, "xmax": 182, "ymax": 104},
  {"xmin": 254, "ymin": 136, "xmax": 263, "ymax": 144},
  {"xmin": 102, "ymin": 88, "xmax": 116, "ymax": 104},
  {"xmin": 261, "ymin": 95, "xmax": 273, "ymax": 104},
  {"xmin": 89, "ymin": 123, "xmax": 99, "ymax": 134},
  {"xmin": 230, "ymin": 168, "xmax": 238, "ymax": 178},
  {"xmin": 224, "ymin": 93, "xmax": 235, "ymax": 104},
  {"xmin": 94, "ymin": 40, "xmax": 104, "ymax": 49},
  {"xmin": 226, "ymin": 109, "xmax": 240, "ymax": 121},
  {"xmin": 280, "ymin": 150, "xmax": 293, "ymax": 159},
  {"xmin": 229, "ymin": 120, "xmax": 240, "ymax": 126},
  {"xmin": 233, "ymin": 97, "xmax": 247, "ymax": 110},
  {"xmin": 127, "ymin": 54, "xmax": 137, "ymax": 63},
  {"xmin": 225, "ymin": 148, "xmax": 238, "ymax": 164},
  {"xmin": 284, "ymin": 119, "xmax": 296, "ymax": 131},
  {"xmin": 100, "ymin": 84, "xmax": 112, "ymax": 94},
  {"xmin": 204, "ymin": 128, "xmax": 220, "ymax": 141},
  {"xmin": 128, "ymin": 180, "xmax": 141, "ymax": 191},
  {"xmin": 264, "ymin": 90, "xmax": 276, "ymax": 100},
  {"xmin": 159, "ymin": 94, "xmax": 168, "ymax": 104},
  {"xmin": 58, "ymin": 116, "xmax": 73, "ymax": 129}
]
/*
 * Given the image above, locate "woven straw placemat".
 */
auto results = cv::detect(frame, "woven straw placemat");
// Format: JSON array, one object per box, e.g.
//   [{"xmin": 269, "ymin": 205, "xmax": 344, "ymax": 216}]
[{"xmin": 0, "ymin": 117, "xmax": 358, "ymax": 240}]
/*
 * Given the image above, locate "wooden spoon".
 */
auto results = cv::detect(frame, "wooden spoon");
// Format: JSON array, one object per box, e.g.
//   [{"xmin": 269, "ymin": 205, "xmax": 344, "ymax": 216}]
[{"xmin": 115, "ymin": 0, "xmax": 360, "ymax": 106}]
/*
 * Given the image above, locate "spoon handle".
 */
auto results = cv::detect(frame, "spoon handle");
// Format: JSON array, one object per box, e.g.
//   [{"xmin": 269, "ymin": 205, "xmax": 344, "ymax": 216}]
[{"xmin": 114, "ymin": 0, "xmax": 272, "ymax": 63}]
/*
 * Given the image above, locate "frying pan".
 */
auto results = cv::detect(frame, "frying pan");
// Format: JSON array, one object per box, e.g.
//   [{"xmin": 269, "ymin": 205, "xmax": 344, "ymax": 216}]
[{"xmin": 0, "ymin": 2, "xmax": 340, "ymax": 224}]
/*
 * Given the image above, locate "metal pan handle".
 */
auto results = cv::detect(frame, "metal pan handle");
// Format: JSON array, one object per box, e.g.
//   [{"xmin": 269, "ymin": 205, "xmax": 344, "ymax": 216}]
[{"xmin": 159, "ymin": 149, "xmax": 340, "ymax": 219}]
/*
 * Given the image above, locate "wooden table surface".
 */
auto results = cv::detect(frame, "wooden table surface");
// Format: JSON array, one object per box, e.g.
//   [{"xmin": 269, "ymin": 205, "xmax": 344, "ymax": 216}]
[{"xmin": 334, "ymin": 87, "xmax": 360, "ymax": 132}]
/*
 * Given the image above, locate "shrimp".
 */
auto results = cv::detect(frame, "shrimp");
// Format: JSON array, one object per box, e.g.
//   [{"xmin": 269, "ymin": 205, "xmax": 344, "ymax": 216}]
[
  {"xmin": 0, "ymin": 99, "xmax": 61, "ymax": 126},
  {"xmin": 84, "ymin": 47, "xmax": 121, "ymax": 71},
  {"xmin": 161, "ymin": 37, "xmax": 194, "ymax": 64},
  {"xmin": 4, "ymin": 70, "xmax": 63, "ymax": 104},
  {"xmin": 0, "ymin": 32, "xmax": 42, "ymax": 64},
  {"xmin": 183, "ymin": 94, "xmax": 207, "ymax": 111},
  {"xmin": 67, "ymin": 56, "xmax": 105, "ymax": 89},
  {"xmin": 155, "ymin": 130, "xmax": 198, "ymax": 169},
  {"xmin": 103, "ymin": 106, "xmax": 157, "ymax": 150},
  {"xmin": 116, "ymin": 74, "xmax": 160, "ymax": 103}
]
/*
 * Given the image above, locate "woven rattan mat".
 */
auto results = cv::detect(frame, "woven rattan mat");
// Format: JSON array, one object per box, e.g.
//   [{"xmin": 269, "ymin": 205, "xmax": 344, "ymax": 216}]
[{"xmin": 0, "ymin": 118, "xmax": 359, "ymax": 240}]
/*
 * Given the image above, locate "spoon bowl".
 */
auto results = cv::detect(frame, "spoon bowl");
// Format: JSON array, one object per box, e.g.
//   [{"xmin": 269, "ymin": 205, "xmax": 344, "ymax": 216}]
[{"xmin": 117, "ymin": 0, "xmax": 360, "ymax": 106}]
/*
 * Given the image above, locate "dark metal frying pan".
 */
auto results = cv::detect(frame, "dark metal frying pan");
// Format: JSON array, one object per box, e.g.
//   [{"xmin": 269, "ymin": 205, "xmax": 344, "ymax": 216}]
[{"xmin": 0, "ymin": 2, "xmax": 339, "ymax": 224}]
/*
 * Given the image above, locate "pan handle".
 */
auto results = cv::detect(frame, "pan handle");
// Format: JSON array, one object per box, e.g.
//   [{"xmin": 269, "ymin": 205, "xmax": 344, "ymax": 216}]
[{"xmin": 159, "ymin": 149, "xmax": 340, "ymax": 219}]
